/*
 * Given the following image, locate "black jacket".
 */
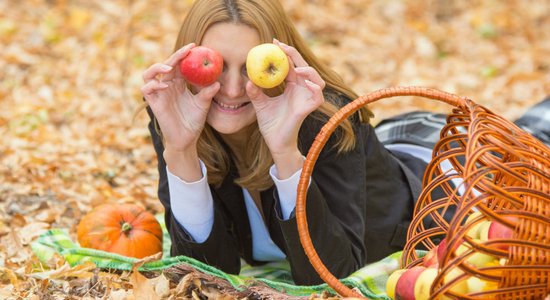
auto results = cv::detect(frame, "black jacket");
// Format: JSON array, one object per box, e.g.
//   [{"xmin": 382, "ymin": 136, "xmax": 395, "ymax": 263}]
[{"xmin": 146, "ymin": 94, "xmax": 422, "ymax": 285}]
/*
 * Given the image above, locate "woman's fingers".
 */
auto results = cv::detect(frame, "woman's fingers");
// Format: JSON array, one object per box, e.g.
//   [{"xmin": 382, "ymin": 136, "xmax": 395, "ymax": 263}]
[
  {"xmin": 304, "ymin": 79, "xmax": 324, "ymax": 104},
  {"xmin": 196, "ymin": 82, "xmax": 221, "ymax": 103},
  {"xmin": 246, "ymin": 81, "xmax": 270, "ymax": 103},
  {"xmin": 140, "ymin": 80, "xmax": 169, "ymax": 98},
  {"xmin": 148, "ymin": 43, "xmax": 196, "ymax": 83},
  {"xmin": 274, "ymin": 40, "xmax": 325, "ymax": 91},
  {"xmin": 274, "ymin": 39, "xmax": 307, "ymax": 67},
  {"xmin": 295, "ymin": 67, "xmax": 326, "ymax": 89},
  {"xmin": 142, "ymin": 63, "xmax": 173, "ymax": 83},
  {"xmin": 164, "ymin": 43, "xmax": 195, "ymax": 67}
]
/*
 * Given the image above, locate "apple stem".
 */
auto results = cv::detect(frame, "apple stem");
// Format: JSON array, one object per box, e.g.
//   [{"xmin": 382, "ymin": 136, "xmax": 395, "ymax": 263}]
[{"xmin": 268, "ymin": 64, "xmax": 277, "ymax": 74}]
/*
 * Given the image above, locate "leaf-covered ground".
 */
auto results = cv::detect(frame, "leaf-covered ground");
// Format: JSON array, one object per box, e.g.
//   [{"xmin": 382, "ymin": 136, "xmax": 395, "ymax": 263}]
[{"xmin": 1, "ymin": 0, "xmax": 549, "ymax": 298}]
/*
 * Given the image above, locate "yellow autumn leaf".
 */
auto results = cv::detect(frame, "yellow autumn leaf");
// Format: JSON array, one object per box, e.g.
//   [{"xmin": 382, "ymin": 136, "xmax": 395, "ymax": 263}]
[{"xmin": 68, "ymin": 8, "xmax": 91, "ymax": 31}]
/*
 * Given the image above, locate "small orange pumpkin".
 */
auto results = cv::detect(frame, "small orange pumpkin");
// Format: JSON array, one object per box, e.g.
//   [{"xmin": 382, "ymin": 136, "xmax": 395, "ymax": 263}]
[{"xmin": 77, "ymin": 203, "xmax": 163, "ymax": 258}]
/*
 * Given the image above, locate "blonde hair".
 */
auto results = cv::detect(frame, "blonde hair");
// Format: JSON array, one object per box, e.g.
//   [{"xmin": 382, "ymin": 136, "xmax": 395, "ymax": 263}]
[{"xmin": 156, "ymin": 0, "xmax": 372, "ymax": 190}]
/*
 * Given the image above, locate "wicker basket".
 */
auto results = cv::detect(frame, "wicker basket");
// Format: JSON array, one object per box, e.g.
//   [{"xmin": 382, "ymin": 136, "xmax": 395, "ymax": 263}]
[{"xmin": 296, "ymin": 87, "xmax": 550, "ymax": 299}]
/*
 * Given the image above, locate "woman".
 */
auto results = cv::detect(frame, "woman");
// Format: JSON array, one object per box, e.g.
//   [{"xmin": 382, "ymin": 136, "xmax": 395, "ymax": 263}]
[{"xmin": 141, "ymin": 0, "xmax": 423, "ymax": 285}]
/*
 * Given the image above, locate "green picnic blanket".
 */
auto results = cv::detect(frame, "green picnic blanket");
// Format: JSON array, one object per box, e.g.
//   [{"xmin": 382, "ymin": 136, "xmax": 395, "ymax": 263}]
[{"xmin": 31, "ymin": 216, "xmax": 417, "ymax": 299}]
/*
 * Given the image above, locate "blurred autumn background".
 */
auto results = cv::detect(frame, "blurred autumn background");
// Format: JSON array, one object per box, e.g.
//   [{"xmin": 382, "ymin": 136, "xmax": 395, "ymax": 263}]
[{"xmin": 1, "ymin": 0, "xmax": 549, "ymax": 298}]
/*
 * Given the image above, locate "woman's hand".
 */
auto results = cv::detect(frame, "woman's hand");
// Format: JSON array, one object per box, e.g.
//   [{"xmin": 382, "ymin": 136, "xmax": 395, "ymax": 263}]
[
  {"xmin": 141, "ymin": 43, "xmax": 220, "ymax": 154},
  {"xmin": 246, "ymin": 40, "xmax": 325, "ymax": 175}
]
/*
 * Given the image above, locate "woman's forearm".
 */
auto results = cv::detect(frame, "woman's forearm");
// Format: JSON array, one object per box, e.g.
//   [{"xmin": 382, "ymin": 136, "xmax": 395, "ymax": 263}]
[
  {"xmin": 163, "ymin": 146, "xmax": 202, "ymax": 182},
  {"xmin": 271, "ymin": 148, "xmax": 304, "ymax": 180}
]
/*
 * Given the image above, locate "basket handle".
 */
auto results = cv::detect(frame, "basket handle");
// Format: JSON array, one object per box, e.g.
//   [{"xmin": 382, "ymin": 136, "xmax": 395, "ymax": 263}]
[{"xmin": 296, "ymin": 87, "xmax": 466, "ymax": 298}]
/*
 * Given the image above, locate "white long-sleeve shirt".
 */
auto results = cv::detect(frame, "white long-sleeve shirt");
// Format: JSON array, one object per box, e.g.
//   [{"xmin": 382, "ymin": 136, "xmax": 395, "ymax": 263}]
[{"xmin": 166, "ymin": 160, "xmax": 306, "ymax": 261}]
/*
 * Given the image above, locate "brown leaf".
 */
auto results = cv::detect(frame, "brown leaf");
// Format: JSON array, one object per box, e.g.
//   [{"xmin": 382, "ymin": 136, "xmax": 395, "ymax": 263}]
[
  {"xmin": 128, "ymin": 252, "xmax": 163, "ymax": 300},
  {"xmin": 30, "ymin": 261, "xmax": 96, "ymax": 280},
  {"xmin": 0, "ymin": 266, "xmax": 20, "ymax": 288},
  {"xmin": 129, "ymin": 270, "xmax": 160, "ymax": 300},
  {"xmin": 18, "ymin": 222, "xmax": 50, "ymax": 245},
  {"xmin": 150, "ymin": 274, "xmax": 171, "ymax": 298}
]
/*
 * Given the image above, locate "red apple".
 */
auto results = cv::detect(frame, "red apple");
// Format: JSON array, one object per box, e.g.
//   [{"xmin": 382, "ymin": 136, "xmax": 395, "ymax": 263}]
[
  {"xmin": 487, "ymin": 216, "xmax": 517, "ymax": 251},
  {"xmin": 179, "ymin": 46, "xmax": 223, "ymax": 86},
  {"xmin": 423, "ymin": 244, "xmax": 439, "ymax": 267},
  {"xmin": 437, "ymin": 237, "xmax": 447, "ymax": 265},
  {"xmin": 395, "ymin": 266, "xmax": 426, "ymax": 300},
  {"xmin": 386, "ymin": 269, "xmax": 407, "ymax": 299}
]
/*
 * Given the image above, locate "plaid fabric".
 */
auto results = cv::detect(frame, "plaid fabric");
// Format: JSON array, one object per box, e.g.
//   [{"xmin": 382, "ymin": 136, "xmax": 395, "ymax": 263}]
[
  {"xmin": 374, "ymin": 111, "xmax": 447, "ymax": 149},
  {"xmin": 31, "ymin": 216, "xmax": 421, "ymax": 299},
  {"xmin": 514, "ymin": 96, "xmax": 550, "ymax": 146},
  {"xmin": 375, "ymin": 97, "xmax": 550, "ymax": 149}
]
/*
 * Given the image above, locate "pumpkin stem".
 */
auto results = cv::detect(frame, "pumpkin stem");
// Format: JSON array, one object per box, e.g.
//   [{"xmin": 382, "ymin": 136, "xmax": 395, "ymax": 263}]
[{"xmin": 121, "ymin": 222, "xmax": 132, "ymax": 234}]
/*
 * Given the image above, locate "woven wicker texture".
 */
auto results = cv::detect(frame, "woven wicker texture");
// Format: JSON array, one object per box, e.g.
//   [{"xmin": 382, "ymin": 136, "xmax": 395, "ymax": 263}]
[{"xmin": 296, "ymin": 87, "xmax": 550, "ymax": 299}]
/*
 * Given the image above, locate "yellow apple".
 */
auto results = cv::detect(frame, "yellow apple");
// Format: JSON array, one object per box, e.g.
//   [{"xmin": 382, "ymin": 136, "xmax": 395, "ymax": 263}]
[
  {"xmin": 499, "ymin": 258, "xmax": 507, "ymax": 266},
  {"xmin": 455, "ymin": 239, "xmax": 499, "ymax": 268},
  {"xmin": 478, "ymin": 219, "xmax": 492, "ymax": 241},
  {"xmin": 414, "ymin": 267, "xmax": 438, "ymax": 300},
  {"xmin": 467, "ymin": 252, "xmax": 499, "ymax": 269},
  {"xmin": 464, "ymin": 211, "xmax": 490, "ymax": 239},
  {"xmin": 385, "ymin": 269, "xmax": 406, "ymax": 299},
  {"xmin": 246, "ymin": 43, "xmax": 289, "ymax": 89},
  {"xmin": 466, "ymin": 276, "xmax": 498, "ymax": 296},
  {"xmin": 443, "ymin": 267, "xmax": 468, "ymax": 296}
]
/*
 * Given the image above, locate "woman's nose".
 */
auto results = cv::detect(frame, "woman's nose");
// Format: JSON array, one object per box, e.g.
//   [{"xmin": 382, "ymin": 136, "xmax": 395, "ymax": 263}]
[{"xmin": 220, "ymin": 71, "xmax": 245, "ymax": 98}]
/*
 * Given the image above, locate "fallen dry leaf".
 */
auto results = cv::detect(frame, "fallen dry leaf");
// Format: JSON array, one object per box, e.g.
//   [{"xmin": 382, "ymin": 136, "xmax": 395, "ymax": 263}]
[
  {"xmin": 30, "ymin": 261, "xmax": 96, "ymax": 281},
  {"xmin": 18, "ymin": 221, "xmax": 50, "ymax": 245},
  {"xmin": 129, "ymin": 268, "xmax": 161, "ymax": 300}
]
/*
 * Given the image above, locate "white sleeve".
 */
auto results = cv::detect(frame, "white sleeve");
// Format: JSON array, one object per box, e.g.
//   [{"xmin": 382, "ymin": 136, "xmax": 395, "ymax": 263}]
[
  {"xmin": 269, "ymin": 162, "xmax": 310, "ymax": 220},
  {"xmin": 167, "ymin": 160, "xmax": 213, "ymax": 243}
]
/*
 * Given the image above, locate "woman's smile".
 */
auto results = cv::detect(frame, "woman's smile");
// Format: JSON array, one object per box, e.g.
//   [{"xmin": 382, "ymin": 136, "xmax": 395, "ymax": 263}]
[{"xmin": 212, "ymin": 99, "xmax": 251, "ymax": 112}]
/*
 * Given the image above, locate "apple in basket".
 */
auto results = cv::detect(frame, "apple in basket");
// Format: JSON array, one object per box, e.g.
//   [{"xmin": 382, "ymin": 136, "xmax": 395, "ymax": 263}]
[
  {"xmin": 442, "ymin": 267, "xmax": 469, "ymax": 295},
  {"xmin": 385, "ymin": 269, "xmax": 406, "ymax": 299},
  {"xmin": 466, "ymin": 273, "xmax": 499, "ymax": 295},
  {"xmin": 486, "ymin": 216, "xmax": 517, "ymax": 251},
  {"xmin": 395, "ymin": 266, "xmax": 426, "ymax": 300},
  {"xmin": 478, "ymin": 219, "xmax": 492, "ymax": 241},
  {"xmin": 465, "ymin": 211, "xmax": 491, "ymax": 239},
  {"xmin": 453, "ymin": 239, "xmax": 497, "ymax": 267},
  {"xmin": 437, "ymin": 237, "xmax": 448, "ymax": 264},
  {"xmin": 413, "ymin": 267, "xmax": 439, "ymax": 300},
  {"xmin": 422, "ymin": 244, "xmax": 439, "ymax": 267},
  {"xmin": 179, "ymin": 46, "xmax": 224, "ymax": 86},
  {"xmin": 437, "ymin": 237, "xmax": 499, "ymax": 268}
]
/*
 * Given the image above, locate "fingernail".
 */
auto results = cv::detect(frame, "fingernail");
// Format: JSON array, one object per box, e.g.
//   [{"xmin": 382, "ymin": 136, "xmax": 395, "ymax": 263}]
[
  {"xmin": 161, "ymin": 65, "xmax": 172, "ymax": 71},
  {"xmin": 273, "ymin": 38, "xmax": 279, "ymax": 44},
  {"xmin": 276, "ymin": 39, "xmax": 287, "ymax": 47}
]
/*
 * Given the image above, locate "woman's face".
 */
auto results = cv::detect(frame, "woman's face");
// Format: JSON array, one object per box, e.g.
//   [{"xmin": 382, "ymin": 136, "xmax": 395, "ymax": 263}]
[{"xmin": 197, "ymin": 22, "xmax": 261, "ymax": 136}]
